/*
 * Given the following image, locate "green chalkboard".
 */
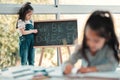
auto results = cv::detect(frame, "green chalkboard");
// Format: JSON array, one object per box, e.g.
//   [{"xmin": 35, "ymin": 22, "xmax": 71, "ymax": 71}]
[{"xmin": 34, "ymin": 20, "xmax": 78, "ymax": 46}]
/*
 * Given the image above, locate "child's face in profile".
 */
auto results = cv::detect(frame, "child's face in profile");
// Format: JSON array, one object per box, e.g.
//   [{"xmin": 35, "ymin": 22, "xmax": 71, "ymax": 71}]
[
  {"xmin": 25, "ymin": 11, "xmax": 33, "ymax": 21},
  {"xmin": 85, "ymin": 26, "xmax": 106, "ymax": 53}
]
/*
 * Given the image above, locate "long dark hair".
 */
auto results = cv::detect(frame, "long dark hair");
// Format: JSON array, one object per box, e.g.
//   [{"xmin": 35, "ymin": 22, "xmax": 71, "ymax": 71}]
[
  {"xmin": 16, "ymin": 2, "xmax": 33, "ymax": 28},
  {"xmin": 80, "ymin": 10, "xmax": 119, "ymax": 63}
]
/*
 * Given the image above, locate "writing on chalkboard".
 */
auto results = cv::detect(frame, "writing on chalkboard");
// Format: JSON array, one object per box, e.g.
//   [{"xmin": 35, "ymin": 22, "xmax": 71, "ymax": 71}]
[{"xmin": 34, "ymin": 20, "xmax": 78, "ymax": 46}]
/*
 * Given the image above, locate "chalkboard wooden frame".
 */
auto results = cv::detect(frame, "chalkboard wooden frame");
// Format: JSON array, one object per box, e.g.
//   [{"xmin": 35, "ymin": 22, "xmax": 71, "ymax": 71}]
[{"xmin": 34, "ymin": 19, "xmax": 78, "ymax": 47}]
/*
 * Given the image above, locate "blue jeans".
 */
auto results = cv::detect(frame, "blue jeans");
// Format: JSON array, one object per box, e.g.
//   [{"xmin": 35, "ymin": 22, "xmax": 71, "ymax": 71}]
[{"xmin": 19, "ymin": 36, "xmax": 35, "ymax": 65}]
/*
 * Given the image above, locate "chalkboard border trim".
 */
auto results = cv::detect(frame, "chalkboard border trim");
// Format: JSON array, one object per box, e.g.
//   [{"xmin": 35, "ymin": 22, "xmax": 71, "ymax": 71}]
[{"xmin": 34, "ymin": 19, "xmax": 77, "ymax": 23}]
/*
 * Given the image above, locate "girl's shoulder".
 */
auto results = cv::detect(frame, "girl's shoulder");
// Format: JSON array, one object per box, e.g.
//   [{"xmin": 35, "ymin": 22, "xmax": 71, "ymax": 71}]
[
  {"xmin": 104, "ymin": 44, "xmax": 113, "ymax": 50},
  {"xmin": 18, "ymin": 19, "xmax": 25, "ymax": 24},
  {"xmin": 17, "ymin": 19, "xmax": 26, "ymax": 29},
  {"xmin": 102, "ymin": 44, "xmax": 114, "ymax": 54}
]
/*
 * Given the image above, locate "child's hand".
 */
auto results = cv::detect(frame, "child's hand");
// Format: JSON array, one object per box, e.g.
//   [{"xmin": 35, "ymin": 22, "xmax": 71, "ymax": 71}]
[
  {"xmin": 63, "ymin": 64, "xmax": 73, "ymax": 75},
  {"xmin": 77, "ymin": 67, "xmax": 89, "ymax": 73},
  {"xmin": 33, "ymin": 29, "xmax": 38, "ymax": 33},
  {"xmin": 77, "ymin": 67, "xmax": 97, "ymax": 73}
]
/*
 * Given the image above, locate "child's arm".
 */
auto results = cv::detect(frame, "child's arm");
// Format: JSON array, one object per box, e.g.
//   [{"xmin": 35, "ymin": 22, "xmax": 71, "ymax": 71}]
[
  {"xmin": 63, "ymin": 45, "xmax": 82, "ymax": 74},
  {"xmin": 19, "ymin": 28, "xmax": 37, "ymax": 35},
  {"xmin": 77, "ymin": 66, "xmax": 97, "ymax": 73},
  {"xmin": 17, "ymin": 20, "xmax": 38, "ymax": 35},
  {"xmin": 78, "ymin": 49, "xmax": 118, "ymax": 73}
]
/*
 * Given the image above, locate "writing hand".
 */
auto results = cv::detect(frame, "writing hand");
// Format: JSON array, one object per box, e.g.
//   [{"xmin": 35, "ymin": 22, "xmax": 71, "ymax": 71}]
[{"xmin": 64, "ymin": 64, "xmax": 73, "ymax": 75}]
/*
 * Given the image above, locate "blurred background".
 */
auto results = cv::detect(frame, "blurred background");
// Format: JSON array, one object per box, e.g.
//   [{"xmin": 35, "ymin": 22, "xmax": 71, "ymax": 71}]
[{"xmin": 0, "ymin": 0, "xmax": 120, "ymax": 69}]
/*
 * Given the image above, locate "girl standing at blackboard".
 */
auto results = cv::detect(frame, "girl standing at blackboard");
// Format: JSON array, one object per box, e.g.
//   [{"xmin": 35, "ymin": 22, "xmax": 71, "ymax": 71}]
[
  {"xmin": 63, "ymin": 10, "xmax": 119, "ymax": 74},
  {"xmin": 16, "ymin": 2, "xmax": 38, "ymax": 65}
]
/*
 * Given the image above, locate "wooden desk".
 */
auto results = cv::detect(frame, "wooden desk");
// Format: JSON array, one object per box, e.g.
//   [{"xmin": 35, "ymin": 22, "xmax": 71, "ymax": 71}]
[
  {"xmin": 32, "ymin": 76, "xmax": 119, "ymax": 80},
  {"xmin": 1, "ymin": 66, "xmax": 120, "ymax": 80},
  {"xmin": 32, "ymin": 67, "xmax": 120, "ymax": 80}
]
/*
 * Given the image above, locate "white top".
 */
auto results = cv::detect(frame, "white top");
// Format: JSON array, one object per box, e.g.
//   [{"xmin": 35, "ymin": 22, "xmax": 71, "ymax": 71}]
[{"xmin": 17, "ymin": 19, "xmax": 34, "ymax": 36}]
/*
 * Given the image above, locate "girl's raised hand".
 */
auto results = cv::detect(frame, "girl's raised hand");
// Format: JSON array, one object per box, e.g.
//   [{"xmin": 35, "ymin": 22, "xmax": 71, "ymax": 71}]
[{"xmin": 33, "ymin": 29, "xmax": 38, "ymax": 33}]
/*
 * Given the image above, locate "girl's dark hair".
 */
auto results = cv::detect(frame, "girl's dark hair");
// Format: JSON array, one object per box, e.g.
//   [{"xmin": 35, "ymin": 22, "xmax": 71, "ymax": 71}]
[
  {"xmin": 16, "ymin": 2, "xmax": 33, "ymax": 28},
  {"xmin": 80, "ymin": 10, "xmax": 119, "ymax": 64}
]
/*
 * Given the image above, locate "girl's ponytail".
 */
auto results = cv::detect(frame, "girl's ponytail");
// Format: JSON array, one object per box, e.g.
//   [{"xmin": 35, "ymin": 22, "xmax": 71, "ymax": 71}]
[
  {"xmin": 81, "ymin": 10, "xmax": 120, "ymax": 63},
  {"xmin": 16, "ymin": 2, "xmax": 33, "ymax": 28}
]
